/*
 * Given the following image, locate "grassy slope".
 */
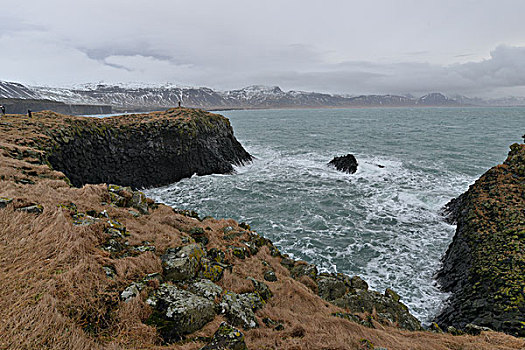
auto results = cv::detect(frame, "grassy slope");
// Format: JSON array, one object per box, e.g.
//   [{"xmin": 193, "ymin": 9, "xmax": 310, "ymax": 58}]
[{"xmin": 0, "ymin": 111, "xmax": 523, "ymax": 349}]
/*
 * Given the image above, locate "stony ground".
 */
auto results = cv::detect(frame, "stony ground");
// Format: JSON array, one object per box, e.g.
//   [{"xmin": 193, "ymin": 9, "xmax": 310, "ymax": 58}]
[{"xmin": 0, "ymin": 111, "xmax": 523, "ymax": 349}]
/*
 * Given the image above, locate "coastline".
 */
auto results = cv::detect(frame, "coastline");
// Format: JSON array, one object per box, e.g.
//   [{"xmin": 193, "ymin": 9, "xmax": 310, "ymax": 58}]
[{"xmin": 0, "ymin": 109, "xmax": 523, "ymax": 349}]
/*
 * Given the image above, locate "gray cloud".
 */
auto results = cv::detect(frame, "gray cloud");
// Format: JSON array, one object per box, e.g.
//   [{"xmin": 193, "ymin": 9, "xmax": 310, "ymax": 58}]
[{"xmin": 1, "ymin": 1, "xmax": 525, "ymax": 97}]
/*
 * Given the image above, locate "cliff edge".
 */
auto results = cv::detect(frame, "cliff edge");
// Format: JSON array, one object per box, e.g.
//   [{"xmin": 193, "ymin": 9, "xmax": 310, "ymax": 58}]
[{"xmin": 436, "ymin": 143, "xmax": 525, "ymax": 336}]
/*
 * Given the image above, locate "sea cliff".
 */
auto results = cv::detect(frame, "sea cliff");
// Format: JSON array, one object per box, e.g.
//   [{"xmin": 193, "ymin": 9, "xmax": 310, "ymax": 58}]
[
  {"xmin": 0, "ymin": 110, "xmax": 523, "ymax": 349},
  {"xmin": 436, "ymin": 143, "xmax": 525, "ymax": 336}
]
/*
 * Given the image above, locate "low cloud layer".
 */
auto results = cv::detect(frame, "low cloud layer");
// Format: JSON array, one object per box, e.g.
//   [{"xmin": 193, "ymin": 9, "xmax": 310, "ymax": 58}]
[{"xmin": 2, "ymin": 1, "xmax": 525, "ymax": 97}]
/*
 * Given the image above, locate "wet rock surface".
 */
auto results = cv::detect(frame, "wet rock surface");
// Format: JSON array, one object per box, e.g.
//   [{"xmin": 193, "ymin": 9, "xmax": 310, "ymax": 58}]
[
  {"xmin": 328, "ymin": 153, "xmax": 358, "ymax": 174},
  {"xmin": 435, "ymin": 144, "xmax": 525, "ymax": 337}
]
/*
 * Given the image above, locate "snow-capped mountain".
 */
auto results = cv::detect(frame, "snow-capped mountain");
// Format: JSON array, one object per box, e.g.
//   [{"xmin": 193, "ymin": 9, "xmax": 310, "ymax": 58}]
[{"xmin": 0, "ymin": 80, "xmax": 490, "ymax": 111}]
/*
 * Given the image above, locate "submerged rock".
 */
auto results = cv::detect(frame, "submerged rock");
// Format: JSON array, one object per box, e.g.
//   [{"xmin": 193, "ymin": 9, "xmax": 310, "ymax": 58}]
[{"xmin": 328, "ymin": 154, "xmax": 358, "ymax": 174}]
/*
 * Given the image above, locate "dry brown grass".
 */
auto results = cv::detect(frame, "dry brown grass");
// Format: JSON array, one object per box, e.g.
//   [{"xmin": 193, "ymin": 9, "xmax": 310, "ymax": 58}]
[{"xmin": 0, "ymin": 111, "xmax": 524, "ymax": 349}]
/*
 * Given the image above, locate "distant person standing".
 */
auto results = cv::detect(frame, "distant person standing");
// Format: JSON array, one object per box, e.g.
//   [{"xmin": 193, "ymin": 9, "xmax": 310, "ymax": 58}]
[
  {"xmin": 178, "ymin": 100, "xmax": 181, "ymax": 108},
  {"xmin": 27, "ymin": 109, "xmax": 32, "ymax": 118},
  {"xmin": 0, "ymin": 105, "xmax": 5, "ymax": 116}
]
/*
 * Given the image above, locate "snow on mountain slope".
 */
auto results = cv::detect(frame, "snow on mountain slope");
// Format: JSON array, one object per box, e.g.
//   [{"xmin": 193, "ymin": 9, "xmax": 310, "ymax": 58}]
[{"xmin": 1, "ymin": 80, "xmax": 476, "ymax": 109}]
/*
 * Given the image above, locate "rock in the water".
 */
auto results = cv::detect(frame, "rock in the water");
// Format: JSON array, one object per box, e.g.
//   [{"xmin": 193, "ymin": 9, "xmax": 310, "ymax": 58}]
[
  {"xmin": 200, "ymin": 322, "xmax": 248, "ymax": 350},
  {"xmin": 146, "ymin": 284, "xmax": 216, "ymax": 342},
  {"xmin": 328, "ymin": 154, "xmax": 358, "ymax": 174},
  {"xmin": 161, "ymin": 244, "xmax": 205, "ymax": 281}
]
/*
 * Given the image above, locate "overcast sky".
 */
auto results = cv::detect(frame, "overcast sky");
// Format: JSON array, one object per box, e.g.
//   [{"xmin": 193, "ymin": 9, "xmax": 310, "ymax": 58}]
[{"xmin": 2, "ymin": 0, "xmax": 525, "ymax": 97}]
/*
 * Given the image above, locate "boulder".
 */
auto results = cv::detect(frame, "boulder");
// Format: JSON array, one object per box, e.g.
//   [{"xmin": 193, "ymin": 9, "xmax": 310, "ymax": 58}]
[
  {"xmin": 332, "ymin": 289, "xmax": 421, "ymax": 331},
  {"xmin": 317, "ymin": 276, "xmax": 347, "ymax": 301},
  {"xmin": 328, "ymin": 154, "xmax": 358, "ymax": 174},
  {"xmin": 161, "ymin": 244, "xmax": 205, "ymax": 281},
  {"xmin": 146, "ymin": 284, "xmax": 216, "ymax": 342},
  {"xmin": 220, "ymin": 292, "xmax": 259, "ymax": 330},
  {"xmin": 263, "ymin": 270, "xmax": 277, "ymax": 282},
  {"xmin": 200, "ymin": 322, "xmax": 248, "ymax": 350},
  {"xmin": 16, "ymin": 204, "xmax": 43, "ymax": 214},
  {"xmin": 186, "ymin": 279, "xmax": 223, "ymax": 300},
  {"xmin": 0, "ymin": 197, "xmax": 13, "ymax": 208},
  {"xmin": 130, "ymin": 190, "xmax": 149, "ymax": 214}
]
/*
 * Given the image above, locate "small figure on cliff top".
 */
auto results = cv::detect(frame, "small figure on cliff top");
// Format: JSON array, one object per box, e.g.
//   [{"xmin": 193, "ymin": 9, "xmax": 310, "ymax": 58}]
[
  {"xmin": 0, "ymin": 105, "xmax": 5, "ymax": 116},
  {"xmin": 27, "ymin": 109, "xmax": 32, "ymax": 118},
  {"xmin": 178, "ymin": 100, "xmax": 181, "ymax": 108}
]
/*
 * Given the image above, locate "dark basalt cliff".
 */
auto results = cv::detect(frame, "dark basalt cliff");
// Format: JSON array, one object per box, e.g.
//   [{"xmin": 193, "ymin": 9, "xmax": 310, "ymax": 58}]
[
  {"xmin": 45, "ymin": 108, "xmax": 252, "ymax": 189},
  {"xmin": 436, "ymin": 143, "xmax": 525, "ymax": 336}
]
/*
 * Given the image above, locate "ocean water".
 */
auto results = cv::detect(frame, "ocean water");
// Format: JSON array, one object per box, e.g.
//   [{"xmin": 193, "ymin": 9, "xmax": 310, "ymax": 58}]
[{"xmin": 144, "ymin": 107, "xmax": 524, "ymax": 323}]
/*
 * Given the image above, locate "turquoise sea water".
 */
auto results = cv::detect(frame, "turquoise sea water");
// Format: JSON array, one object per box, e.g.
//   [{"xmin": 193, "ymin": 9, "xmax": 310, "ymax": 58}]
[{"xmin": 144, "ymin": 107, "xmax": 524, "ymax": 322}]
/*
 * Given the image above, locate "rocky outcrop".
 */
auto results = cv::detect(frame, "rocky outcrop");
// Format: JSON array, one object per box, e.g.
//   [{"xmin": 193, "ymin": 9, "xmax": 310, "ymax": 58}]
[
  {"xmin": 45, "ymin": 109, "xmax": 252, "ymax": 189},
  {"xmin": 328, "ymin": 154, "xmax": 358, "ymax": 174},
  {"xmin": 435, "ymin": 143, "xmax": 525, "ymax": 337},
  {"xmin": 281, "ymin": 260, "xmax": 422, "ymax": 331}
]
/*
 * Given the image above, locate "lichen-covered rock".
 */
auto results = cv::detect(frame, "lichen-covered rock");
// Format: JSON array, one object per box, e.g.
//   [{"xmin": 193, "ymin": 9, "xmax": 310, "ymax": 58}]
[
  {"xmin": 200, "ymin": 322, "xmax": 248, "ymax": 350},
  {"xmin": 207, "ymin": 248, "xmax": 226, "ymax": 263},
  {"xmin": 263, "ymin": 270, "xmax": 277, "ymax": 282},
  {"xmin": 332, "ymin": 289, "xmax": 421, "ymax": 331},
  {"xmin": 220, "ymin": 292, "xmax": 259, "ymax": 330},
  {"xmin": 350, "ymin": 276, "xmax": 369, "ymax": 291},
  {"xmin": 130, "ymin": 190, "xmax": 149, "ymax": 214},
  {"xmin": 189, "ymin": 227, "xmax": 208, "ymax": 245},
  {"xmin": 317, "ymin": 276, "xmax": 347, "ymax": 301},
  {"xmin": 146, "ymin": 284, "xmax": 216, "ymax": 342},
  {"xmin": 247, "ymin": 277, "xmax": 272, "ymax": 301},
  {"xmin": 198, "ymin": 258, "xmax": 226, "ymax": 282},
  {"xmin": 186, "ymin": 279, "xmax": 223, "ymax": 300},
  {"xmin": 290, "ymin": 262, "xmax": 318, "ymax": 280},
  {"xmin": 121, "ymin": 282, "xmax": 144, "ymax": 302},
  {"xmin": 161, "ymin": 244, "xmax": 205, "ymax": 281},
  {"xmin": 464, "ymin": 323, "xmax": 493, "ymax": 335}
]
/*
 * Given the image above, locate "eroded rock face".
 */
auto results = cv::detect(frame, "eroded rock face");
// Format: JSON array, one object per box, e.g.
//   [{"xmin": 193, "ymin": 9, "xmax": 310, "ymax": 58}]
[
  {"xmin": 146, "ymin": 284, "xmax": 216, "ymax": 342},
  {"xmin": 328, "ymin": 154, "xmax": 358, "ymax": 174},
  {"xmin": 435, "ymin": 144, "xmax": 525, "ymax": 337},
  {"xmin": 46, "ymin": 109, "xmax": 253, "ymax": 189}
]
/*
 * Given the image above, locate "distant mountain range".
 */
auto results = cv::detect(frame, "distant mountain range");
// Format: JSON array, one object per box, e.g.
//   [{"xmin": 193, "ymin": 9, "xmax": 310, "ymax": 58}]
[{"xmin": 1, "ymin": 80, "xmax": 525, "ymax": 113}]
